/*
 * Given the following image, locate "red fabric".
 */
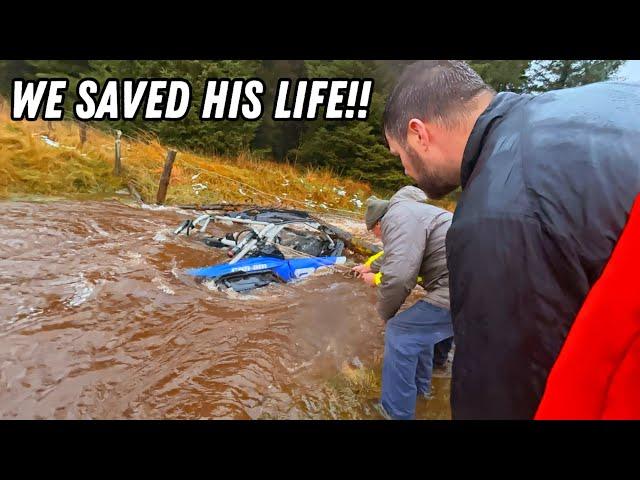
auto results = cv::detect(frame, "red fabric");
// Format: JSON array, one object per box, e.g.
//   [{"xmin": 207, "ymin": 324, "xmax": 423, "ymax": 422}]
[{"xmin": 535, "ymin": 194, "xmax": 640, "ymax": 420}]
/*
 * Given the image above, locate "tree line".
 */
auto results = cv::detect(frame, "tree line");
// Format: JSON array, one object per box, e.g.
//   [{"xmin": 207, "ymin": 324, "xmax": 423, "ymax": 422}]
[{"xmin": 0, "ymin": 60, "xmax": 623, "ymax": 193}]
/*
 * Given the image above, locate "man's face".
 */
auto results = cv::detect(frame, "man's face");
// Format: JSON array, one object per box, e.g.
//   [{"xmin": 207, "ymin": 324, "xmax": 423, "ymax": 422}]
[
  {"xmin": 371, "ymin": 222, "xmax": 382, "ymax": 240},
  {"xmin": 386, "ymin": 133, "xmax": 458, "ymax": 200}
]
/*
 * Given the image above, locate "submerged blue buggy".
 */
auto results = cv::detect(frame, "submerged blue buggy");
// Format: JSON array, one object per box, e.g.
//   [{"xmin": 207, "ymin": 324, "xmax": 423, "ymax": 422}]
[{"xmin": 175, "ymin": 208, "xmax": 347, "ymax": 292}]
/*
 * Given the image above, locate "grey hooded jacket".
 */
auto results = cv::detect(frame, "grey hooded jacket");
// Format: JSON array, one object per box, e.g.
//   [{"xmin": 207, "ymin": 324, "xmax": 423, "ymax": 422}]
[{"xmin": 376, "ymin": 186, "xmax": 453, "ymax": 320}]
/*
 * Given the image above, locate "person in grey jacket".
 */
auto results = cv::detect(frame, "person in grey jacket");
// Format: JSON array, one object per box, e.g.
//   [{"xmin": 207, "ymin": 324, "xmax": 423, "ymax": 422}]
[{"xmin": 355, "ymin": 185, "xmax": 454, "ymax": 419}]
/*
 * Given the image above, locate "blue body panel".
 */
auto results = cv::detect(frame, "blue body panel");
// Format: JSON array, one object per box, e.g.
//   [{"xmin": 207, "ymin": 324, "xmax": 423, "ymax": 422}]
[{"xmin": 187, "ymin": 256, "xmax": 345, "ymax": 282}]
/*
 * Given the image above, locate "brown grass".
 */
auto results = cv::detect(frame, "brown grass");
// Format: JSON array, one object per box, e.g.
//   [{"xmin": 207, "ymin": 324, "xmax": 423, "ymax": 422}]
[
  {"xmin": 0, "ymin": 104, "xmax": 456, "ymax": 214},
  {"xmin": 428, "ymin": 197, "xmax": 457, "ymax": 213},
  {"xmin": 0, "ymin": 108, "xmax": 372, "ymax": 214}
]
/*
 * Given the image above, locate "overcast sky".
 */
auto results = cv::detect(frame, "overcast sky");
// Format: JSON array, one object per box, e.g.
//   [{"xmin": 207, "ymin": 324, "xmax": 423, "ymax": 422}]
[{"xmin": 614, "ymin": 60, "xmax": 640, "ymax": 82}]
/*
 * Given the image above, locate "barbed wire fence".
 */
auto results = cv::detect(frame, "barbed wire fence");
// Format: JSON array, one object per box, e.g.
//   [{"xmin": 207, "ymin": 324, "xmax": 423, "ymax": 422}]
[{"xmin": 35, "ymin": 109, "xmax": 365, "ymax": 219}]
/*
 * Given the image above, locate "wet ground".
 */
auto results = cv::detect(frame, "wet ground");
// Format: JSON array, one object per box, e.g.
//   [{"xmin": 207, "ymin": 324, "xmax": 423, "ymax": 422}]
[{"xmin": 0, "ymin": 199, "xmax": 451, "ymax": 419}]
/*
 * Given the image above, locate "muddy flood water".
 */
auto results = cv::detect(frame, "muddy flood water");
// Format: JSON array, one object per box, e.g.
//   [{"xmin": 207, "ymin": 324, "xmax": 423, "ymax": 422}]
[{"xmin": 0, "ymin": 200, "xmax": 451, "ymax": 419}]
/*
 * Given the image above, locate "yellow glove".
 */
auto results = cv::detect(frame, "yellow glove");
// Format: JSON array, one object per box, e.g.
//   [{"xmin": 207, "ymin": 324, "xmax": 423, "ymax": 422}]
[{"xmin": 364, "ymin": 251, "xmax": 423, "ymax": 287}]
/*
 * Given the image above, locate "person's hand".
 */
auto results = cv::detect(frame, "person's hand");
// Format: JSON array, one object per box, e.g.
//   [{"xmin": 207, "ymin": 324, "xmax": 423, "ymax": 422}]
[
  {"xmin": 351, "ymin": 264, "xmax": 371, "ymax": 277},
  {"xmin": 361, "ymin": 272, "xmax": 377, "ymax": 287}
]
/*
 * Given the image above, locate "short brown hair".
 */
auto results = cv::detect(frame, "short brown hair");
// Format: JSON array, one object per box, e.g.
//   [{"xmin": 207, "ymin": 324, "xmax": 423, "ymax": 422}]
[{"xmin": 383, "ymin": 60, "xmax": 494, "ymax": 143}]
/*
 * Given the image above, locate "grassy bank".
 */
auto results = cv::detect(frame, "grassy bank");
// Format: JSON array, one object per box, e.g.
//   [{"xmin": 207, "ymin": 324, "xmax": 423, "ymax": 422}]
[
  {"xmin": 0, "ymin": 104, "xmax": 456, "ymax": 213},
  {"xmin": 0, "ymin": 109, "xmax": 373, "ymax": 214},
  {"xmin": 294, "ymin": 359, "xmax": 451, "ymax": 419}
]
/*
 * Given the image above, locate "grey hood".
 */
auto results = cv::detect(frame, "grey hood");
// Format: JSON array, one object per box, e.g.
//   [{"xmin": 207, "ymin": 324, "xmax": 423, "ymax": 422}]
[{"xmin": 389, "ymin": 185, "xmax": 428, "ymax": 204}]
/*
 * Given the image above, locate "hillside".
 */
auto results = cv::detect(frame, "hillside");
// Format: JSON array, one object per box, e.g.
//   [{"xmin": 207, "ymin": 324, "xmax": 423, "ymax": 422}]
[
  {"xmin": 0, "ymin": 101, "xmax": 456, "ymax": 214},
  {"xmin": 0, "ymin": 108, "xmax": 374, "ymax": 215}
]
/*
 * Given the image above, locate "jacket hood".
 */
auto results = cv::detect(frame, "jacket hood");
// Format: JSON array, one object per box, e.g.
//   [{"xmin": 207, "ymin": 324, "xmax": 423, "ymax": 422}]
[{"xmin": 389, "ymin": 186, "xmax": 428, "ymax": 205}]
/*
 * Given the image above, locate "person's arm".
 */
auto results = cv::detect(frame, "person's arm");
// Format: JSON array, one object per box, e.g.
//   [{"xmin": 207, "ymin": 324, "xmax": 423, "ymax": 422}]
[
  {"xmin": 360, "ymin": 271, "xmax": 383, "ymax": 286},
  {"xmin": 446, "ymin": 213, "xmax": 588, "ymax": 419},
  {"xmin": 353, "ymin": 252, "xmax": 384, "ymax": 277},
  {"xmin": 369, "ymin": 253, "xmax": 384, "ymax": 273},
  {"xmin": 376, "ymin": 209, "xmax": 426, "ymax": 320}
]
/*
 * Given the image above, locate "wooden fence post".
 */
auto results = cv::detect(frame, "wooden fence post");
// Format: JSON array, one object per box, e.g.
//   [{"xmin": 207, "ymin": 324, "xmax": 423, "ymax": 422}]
[
  {"xmin": 79, "ymin": 122, "xmax": 87, "ymax": 147},
  {"xmin": 113, "ymin": 130, "xmax": 122, "ymax": 176},
  {"xmin": 156, "ymin": 150, "xmax": 177, "ymax": 205}
]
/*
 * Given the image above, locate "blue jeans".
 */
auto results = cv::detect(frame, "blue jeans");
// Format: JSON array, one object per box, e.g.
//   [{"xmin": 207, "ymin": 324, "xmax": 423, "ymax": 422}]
[{"xmin": 380, "ymin": 300, "xmax": 453, "ymax": 420}]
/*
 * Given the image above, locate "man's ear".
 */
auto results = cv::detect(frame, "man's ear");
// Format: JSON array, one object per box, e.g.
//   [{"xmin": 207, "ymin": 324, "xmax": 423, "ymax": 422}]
[{"xmin": 408, "ymin": 118, "xmax": 430, "ymax": 152}]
